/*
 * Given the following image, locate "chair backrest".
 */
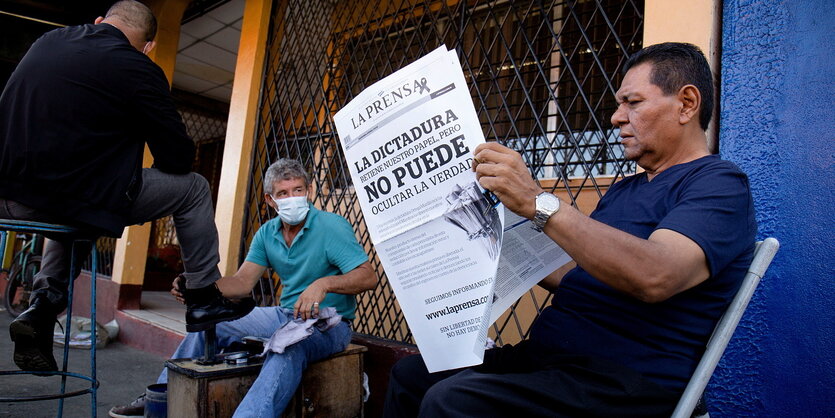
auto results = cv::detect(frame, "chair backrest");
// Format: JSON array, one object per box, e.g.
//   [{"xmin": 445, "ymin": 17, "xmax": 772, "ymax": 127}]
[{"xmin": 671, "ymin": 237, "xmax": 780, "ymax": 418}]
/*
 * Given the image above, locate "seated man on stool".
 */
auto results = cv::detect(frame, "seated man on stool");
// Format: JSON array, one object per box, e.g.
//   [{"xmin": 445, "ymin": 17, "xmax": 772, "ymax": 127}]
[
  {"xmin": 0, "ymin": 0, "xmax": 253, "ymax": 373},
  {"xmin": 384, "ymin": 42, "xmax": 757, "ymax": 417},
  {"xmin": 110, "ymin": 158, "xmax": 377, "ymax": 418}
]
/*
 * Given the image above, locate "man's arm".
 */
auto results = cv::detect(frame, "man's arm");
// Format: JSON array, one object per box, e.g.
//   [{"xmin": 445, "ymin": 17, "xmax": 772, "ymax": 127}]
[
  {"xmin": 541, "ymin": 207, "xmax": 709, "ymax": 302},
  {"xmin": 170, "ymin": 261, "xmax": 266, "ymax": 302},
  {"xmin": 538, "ymin": 261, "xmax": 577, "ymax": 292},
  {"xmin": 215, "ymin": 261, "xmax": 268, "ymax": 299},
  {"xmin": 294, "ymin": 261, "xmax": 377, "ymax": 320},
  {"xmin": 474, "ymin": 143, "xmax": 709, "ymax": 303}
]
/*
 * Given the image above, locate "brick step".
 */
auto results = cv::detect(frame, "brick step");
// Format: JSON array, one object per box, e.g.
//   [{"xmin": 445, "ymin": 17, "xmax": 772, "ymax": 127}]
[{"xmin": 116, "ymin": 308, "xmax": 185, "ymax": 357}]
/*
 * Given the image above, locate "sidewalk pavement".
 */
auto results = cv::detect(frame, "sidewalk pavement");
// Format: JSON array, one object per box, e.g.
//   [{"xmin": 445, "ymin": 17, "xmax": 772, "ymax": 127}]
[{"xmin": 0, "ymin": 307, "xmax": 165, "ymax": 417}]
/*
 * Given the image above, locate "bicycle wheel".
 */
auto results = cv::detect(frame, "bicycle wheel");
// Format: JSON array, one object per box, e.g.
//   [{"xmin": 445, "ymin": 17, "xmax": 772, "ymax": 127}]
[{"xmin": 4, "ymin": 255, "xmax": 41, "ymax": 317}]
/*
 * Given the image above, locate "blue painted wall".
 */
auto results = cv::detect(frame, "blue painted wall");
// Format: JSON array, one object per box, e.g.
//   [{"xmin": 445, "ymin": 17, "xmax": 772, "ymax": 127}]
[{"xmin": 717, "ymin": 0, "xmax": 834, "ymax": 415}]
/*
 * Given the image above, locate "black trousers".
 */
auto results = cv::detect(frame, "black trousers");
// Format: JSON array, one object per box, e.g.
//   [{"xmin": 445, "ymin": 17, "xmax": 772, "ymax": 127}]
[{"xmin": 383, "ymin": 340, "xmax": 679, "ymax": 418}]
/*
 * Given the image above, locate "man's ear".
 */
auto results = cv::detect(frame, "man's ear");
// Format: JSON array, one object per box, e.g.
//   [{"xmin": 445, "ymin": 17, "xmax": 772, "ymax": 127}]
[
  {"xmin": 143, "ymin": 40, "xmax": 157, "ymax": 55},
  {"xmin": 678, "ymin": 84, "xmax": 701, "ymax": 125},
  {"xmin": 94, "ymin": 16, "xmax": 104, "ymax": 25},
  {"xmin": 265, "ymin": 193, "xmax": 276, "ymax": 209}
]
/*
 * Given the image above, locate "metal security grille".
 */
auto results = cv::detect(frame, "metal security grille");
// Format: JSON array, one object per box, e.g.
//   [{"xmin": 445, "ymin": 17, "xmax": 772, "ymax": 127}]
[
  {"xmin": 146, "ymin": 92, "xmax": 228, "ymax": 278},
  {"xmin": 82, "ymin": 93, "xmax": 228, "ymax": 279},
  {"xmin": 246, "ymin": 0, "xmax": 642, "ymax": 344}
]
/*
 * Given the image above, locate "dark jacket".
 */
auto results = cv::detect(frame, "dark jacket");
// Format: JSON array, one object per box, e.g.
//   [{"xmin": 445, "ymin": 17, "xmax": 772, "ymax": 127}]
[{"xmin": 0, "ymin": 23, "xmax": 194, "ymax": 236}]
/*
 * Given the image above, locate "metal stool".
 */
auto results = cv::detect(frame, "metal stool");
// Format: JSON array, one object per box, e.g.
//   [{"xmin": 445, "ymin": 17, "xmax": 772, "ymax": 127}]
[{"xmin": 0, "ymin": 219, "xmax": 99, "ymax": 417}]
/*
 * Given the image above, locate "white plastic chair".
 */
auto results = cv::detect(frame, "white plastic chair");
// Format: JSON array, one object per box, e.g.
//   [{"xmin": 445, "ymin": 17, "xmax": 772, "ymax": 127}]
[{"xmin": 671, "ymin": 237, "xmax": 780, "ymax": 418}]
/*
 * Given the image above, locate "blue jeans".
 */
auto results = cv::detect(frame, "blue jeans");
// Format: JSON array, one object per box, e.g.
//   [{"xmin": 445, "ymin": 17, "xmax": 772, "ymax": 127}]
[{"xmin": 158, "ymin": 306, "xmax": 352, "ymax": 417}]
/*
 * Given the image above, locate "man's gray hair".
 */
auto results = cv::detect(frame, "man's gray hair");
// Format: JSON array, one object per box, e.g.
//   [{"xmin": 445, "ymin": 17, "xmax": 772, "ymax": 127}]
[
  {"xmin": 264, "ymin": 159, "xmax": 311, "ymax": 195},
  {"xmin": 106, "ymin": 0, "xmax": 157, "ymax": 41}
]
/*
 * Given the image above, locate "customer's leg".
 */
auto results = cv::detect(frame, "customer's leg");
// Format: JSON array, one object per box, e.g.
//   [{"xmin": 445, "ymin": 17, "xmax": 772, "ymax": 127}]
[
  {"xmin": 1, "ymin": 199, "xmax": 92, "ymax": 371},
  {"xmin": 31, "ymin": 238, "xmax": 91, "ymax": 308},
  {"xmin": 157, "ymin": 307, "xmax": 287, "ymax": 384},
  {"xmin": 127, "ymin": 168, "xmax": 254, "ymax": 331},
  {"xmin": 126, "ymin": 168, "xmax": 220, "ymax": 288},
  {"xmin": 233, "ymin": 319, "xmax": 352, "ymax": 418}
]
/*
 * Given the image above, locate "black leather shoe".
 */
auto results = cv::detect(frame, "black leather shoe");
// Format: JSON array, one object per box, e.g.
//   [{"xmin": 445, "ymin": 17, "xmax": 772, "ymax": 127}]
[
  {"xmin": 9, "ymin": 300, "xmax": 59, "ymax": 372},
  {"xmin": 183, "ymin": 283, "xmax": 255, "ymax": 333}
]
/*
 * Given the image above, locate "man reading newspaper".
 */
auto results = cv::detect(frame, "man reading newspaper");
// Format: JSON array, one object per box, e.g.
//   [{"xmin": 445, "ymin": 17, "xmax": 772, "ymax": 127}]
[{"xmin": 384, "ymin": 42, "xmax": 757, "ymax": 417}]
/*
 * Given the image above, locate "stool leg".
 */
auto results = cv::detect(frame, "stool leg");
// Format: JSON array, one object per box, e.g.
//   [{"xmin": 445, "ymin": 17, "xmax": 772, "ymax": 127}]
[
  {"xmin": 57, "ymin": 241, "xmax": 76, "ymax": 417},
  {"xmin": 89, "ymin": 243, "xmax": 97, "ymax": 417},
  {"xmin": 56, "ymin": 240, "xmax": 98, "ymax": 417}
]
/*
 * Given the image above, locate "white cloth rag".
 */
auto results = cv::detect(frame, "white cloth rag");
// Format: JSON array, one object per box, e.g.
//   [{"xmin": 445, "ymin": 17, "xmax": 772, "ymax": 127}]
[{"xmin": 263, "ymin": 306, "xmax": 343, "ymax": 354}]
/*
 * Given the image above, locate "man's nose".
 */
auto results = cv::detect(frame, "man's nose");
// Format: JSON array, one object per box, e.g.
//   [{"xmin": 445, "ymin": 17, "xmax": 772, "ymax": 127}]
[{"xmin": 610, "ymin": 105, "xmax": 626, "ymax": 128}]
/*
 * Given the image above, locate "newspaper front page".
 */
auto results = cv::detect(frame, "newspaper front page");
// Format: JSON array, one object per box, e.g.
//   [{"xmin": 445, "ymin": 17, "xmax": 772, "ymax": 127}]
[{"xmin": 334, "ymin": 46, "xmax": 569, "ymax": 372}]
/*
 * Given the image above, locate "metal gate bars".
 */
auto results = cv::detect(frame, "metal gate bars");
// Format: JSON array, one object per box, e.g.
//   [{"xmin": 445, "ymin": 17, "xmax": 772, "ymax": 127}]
[{"xmin": 246, "ymin": 0, "xmax": 643, "ymax": 345}]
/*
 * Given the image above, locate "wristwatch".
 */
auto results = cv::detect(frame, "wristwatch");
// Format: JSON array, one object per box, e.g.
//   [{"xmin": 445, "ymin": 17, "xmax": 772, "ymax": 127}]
[{"xmin": 531, "ymin": 192, "xmax": 560, "ymax": 232}]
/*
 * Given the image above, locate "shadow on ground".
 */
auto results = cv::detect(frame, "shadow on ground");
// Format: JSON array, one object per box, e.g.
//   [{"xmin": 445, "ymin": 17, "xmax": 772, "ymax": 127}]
[{"xmin": 0, "ymin": 307, "xmax": 165, "ymax": 417}]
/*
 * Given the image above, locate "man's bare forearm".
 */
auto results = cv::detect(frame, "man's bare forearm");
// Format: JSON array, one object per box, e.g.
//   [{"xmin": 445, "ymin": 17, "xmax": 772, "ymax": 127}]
[
  {"xmin": 540, "ymin": 202, "xmax": 708, "ymax": 302},
  {"xmin": 473, "ymin": 142, "xmax": 709, "ymax": 302},
  {"xmin": 315, "ymin": 262, "xmax": 377, "ymax": 295},
  {"xmin": 216, "ymin": 261, "xmax": 268, "ymax": 299}
]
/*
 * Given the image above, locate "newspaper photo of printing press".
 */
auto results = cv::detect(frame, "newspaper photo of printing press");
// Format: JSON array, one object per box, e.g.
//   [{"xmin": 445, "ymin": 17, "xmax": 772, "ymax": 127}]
[
  {"xmin": 333, "ymin": 45, "xmax": 570, "ymax": 372},
  {"xmin": 443, "ymin": 182, "xmax": 502, "ymax": 261}
]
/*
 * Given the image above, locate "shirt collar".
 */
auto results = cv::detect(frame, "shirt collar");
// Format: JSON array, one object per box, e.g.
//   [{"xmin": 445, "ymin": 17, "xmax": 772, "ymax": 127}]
[{"xmin": 274, "ymin": 203, "xmax": 318, "ymax": 241}]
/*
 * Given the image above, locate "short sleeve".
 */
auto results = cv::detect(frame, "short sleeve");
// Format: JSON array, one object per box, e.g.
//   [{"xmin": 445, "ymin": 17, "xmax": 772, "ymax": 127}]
[
  {"xmin": 325, "ymin": 216, "xmax": 369, "ymax": 274},
  {"xmin": 657, "ymin": 164, "xmax": 756, "ymax": 275},
  {"xmin": 244, "ymin": 225, "xmax": 270, "ymax": 267}
]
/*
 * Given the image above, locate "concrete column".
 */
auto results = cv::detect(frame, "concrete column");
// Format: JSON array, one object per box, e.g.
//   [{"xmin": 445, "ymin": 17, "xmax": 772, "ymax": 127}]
[
  {"xmin": 111, "ymin": 0, "xmax": 189, "ymax": 286},
  {"xmin": 215, "ymin": 0, "xmax": 275, "ymax": 276}
]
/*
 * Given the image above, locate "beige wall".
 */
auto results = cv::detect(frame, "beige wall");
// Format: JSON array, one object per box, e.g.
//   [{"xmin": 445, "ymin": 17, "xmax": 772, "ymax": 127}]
[
  {"xmin": 214, "ymin": 0, "xmax": 275, "ymax": 276},
  {"xmin": 643, "ymin": 0, "xmax": 720, "ymax": 65}
]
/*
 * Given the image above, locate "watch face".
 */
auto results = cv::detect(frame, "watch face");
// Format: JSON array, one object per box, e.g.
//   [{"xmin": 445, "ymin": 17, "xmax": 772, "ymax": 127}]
[{"xmin": 537, "ymin": 193, "xmax": 559, "ymax": 212}]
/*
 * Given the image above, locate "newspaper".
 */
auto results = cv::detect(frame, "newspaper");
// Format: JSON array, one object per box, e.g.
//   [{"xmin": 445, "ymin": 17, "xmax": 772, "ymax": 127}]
[{"xmin": 334, "ymin": 46, "xmax": 570, "ymax": 372}]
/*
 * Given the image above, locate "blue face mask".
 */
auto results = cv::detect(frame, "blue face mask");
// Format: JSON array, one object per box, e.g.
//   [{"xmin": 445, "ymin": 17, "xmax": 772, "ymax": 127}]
[{"xmin": 273, "ymin": 196, "xmax": 309, "ymax": 225}]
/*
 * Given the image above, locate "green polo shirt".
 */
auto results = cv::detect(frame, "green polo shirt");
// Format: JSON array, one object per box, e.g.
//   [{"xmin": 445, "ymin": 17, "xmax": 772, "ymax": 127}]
[{"xmin": 245, "ymin": 205, "xmax": 368, "ymax": 320}]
